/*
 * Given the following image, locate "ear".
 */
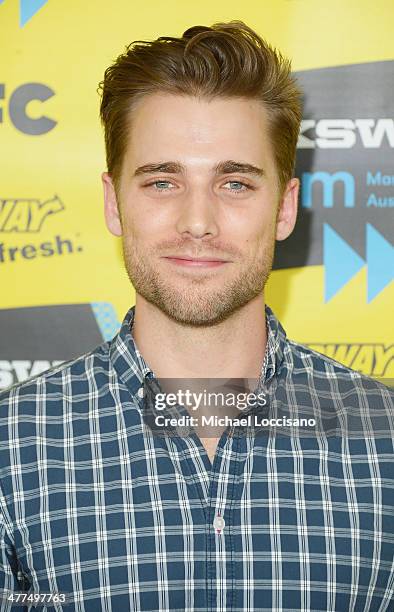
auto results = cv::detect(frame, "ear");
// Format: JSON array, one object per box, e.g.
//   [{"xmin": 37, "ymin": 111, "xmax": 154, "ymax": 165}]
[
  {"xmin": 101, "ymin": 172, "xmax": 122, "ymax": 237},
  {"xmin": 275, "ymin": 177, "xmax": 300, "ymax": 241}
]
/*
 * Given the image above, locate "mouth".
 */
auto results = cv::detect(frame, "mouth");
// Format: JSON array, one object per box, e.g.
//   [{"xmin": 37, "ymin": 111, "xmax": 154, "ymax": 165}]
[{"xmin": 162, "ymin": 255, "xmax": 230, "ymax": 268}]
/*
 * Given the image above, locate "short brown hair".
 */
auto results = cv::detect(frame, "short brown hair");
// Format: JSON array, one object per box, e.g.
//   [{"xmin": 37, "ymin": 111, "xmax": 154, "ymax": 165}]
[{"xmin": 98, "ymin": 20, "xmax": 302, "ymax": 198}]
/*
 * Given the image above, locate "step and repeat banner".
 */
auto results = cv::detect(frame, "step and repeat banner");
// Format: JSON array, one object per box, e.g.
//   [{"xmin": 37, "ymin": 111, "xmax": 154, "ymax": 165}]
[{"xmin": 1, "ymin": 0, "xmax": 393, "ymax": 389}]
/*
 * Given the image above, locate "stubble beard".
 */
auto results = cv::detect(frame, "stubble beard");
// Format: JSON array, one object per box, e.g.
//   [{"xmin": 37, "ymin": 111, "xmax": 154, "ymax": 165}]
[{"xmin": 121, "ymin": 236, "xmax": 276, "ymax": 328}]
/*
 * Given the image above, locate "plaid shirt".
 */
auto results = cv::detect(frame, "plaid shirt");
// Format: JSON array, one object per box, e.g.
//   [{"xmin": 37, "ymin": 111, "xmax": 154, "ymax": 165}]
[{"xmin": 0, "ymin": 305, "xmax": 393, "ymax": 612}]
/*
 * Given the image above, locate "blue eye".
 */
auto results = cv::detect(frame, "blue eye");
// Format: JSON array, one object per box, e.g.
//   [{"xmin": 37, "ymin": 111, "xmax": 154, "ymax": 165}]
[
  {"xmin": 224, "ymin": 181, "xmax": 251, "ymax": 193},
  {"xmin": 151, "ymin": 181, "xmax": 172, "ymax": 190},
  {"xmin": 228, "ymin": 182, "xmax": 244, "ymax": 190}
]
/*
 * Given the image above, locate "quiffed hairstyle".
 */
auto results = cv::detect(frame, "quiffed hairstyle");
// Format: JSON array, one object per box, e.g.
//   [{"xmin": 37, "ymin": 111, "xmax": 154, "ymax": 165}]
[{"xmin": 98, "ymin": 20, "xmax": 302, "ymax": 198}]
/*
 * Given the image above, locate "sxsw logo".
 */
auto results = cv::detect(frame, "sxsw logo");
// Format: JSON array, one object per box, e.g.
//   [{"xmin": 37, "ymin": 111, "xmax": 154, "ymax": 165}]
[
  {"xmin": 298, "ymin": 119, "xmax": 394, "ymax": 149},
  {"xmin": 275, "ymin": 62, "xmax": 394, "ymax": 304},
  {"xmin": 0, "ymin": 196, "xmax": 64, "ymax": 232},
  {"xmin": 0, "ymin": 0, "xmax": 48, "ymax": 27}
]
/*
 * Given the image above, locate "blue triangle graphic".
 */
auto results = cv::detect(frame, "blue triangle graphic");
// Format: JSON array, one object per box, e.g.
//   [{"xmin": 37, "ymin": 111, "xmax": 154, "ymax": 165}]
[
  {"xmin": 20, "ymin": 0, "xmax": 47, "ymax": 27},
  {"xmin": 366, "ymin": 224, "xmax": 394, "ymax": 302},
  {"xmin": 323, "ymin": 223, "xmax": 365, "ymax": 302}
]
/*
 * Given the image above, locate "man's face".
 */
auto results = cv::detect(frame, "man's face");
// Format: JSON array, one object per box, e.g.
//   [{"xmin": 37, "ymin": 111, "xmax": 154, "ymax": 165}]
[{"xmin": 102, "ymin": 93, "xmax": 299, "ymax": 327}]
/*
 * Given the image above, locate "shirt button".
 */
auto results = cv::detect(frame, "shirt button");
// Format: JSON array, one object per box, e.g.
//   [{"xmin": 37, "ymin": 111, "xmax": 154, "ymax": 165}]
[
  {"xmin": 213, "ymin": 515, "xmax": 225, "ymax": 531},
  {"xmin": 137, "ymin": 387, "xmax": 144, "ymax": 398}
]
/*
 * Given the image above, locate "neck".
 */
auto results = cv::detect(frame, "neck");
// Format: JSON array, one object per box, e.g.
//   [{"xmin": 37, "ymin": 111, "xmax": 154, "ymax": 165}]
[{"xmin": 131, "ymin": 294, "xmax": 267, "ymax": 380}]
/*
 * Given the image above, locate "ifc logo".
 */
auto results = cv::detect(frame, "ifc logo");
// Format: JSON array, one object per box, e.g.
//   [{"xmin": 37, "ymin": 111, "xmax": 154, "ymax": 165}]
[{"xmin": 0, "ymin": 83, "xmax": 56, "ymax": 135}]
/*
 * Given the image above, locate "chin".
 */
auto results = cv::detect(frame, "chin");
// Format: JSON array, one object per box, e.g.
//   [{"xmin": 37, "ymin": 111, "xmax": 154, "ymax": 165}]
[{"xmin": 161, "ymin": 308, "xmax": 232, "ymax": 328}]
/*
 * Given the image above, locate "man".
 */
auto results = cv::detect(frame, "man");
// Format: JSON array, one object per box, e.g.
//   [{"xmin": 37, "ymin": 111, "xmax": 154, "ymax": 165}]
[{"xmin": 0, "ymin": 20, "xmax": 393, "ymax": 612}]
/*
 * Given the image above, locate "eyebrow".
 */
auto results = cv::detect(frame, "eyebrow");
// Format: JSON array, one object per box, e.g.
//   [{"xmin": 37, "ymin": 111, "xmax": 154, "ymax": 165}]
[{"xmin": 133, "ymin": 160, "xmax": 265, "ymax": 178}]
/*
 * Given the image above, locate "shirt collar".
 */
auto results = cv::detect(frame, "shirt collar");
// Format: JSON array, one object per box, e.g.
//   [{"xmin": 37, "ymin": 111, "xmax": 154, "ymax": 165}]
[
  {"xmin": 110, "ymin": 304, "xmax": 287, "ymax": 396},
  {"xmin": 263, "ymin": 304, "xmax": 287, "ymax": 384},
  {"xmin": 109, "ymin": 306, "xmax": 152, "ymax": 397}
]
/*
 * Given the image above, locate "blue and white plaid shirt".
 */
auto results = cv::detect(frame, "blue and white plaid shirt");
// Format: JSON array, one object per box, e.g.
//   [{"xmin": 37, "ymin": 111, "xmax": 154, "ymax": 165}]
[{"xmin": 0, "ymin": 305, "xmax": 393, "ymax": 611}]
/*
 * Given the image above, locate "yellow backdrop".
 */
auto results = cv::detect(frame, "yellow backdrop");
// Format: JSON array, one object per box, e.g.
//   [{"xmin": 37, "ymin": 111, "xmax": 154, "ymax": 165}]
[{"xmin": 0, "ymin": 0, "xmax": 393, "ymax": 385}]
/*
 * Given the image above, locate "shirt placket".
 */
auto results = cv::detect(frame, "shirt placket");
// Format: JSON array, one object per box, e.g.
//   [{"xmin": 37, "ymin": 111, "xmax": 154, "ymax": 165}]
[{"xmin": 184, "ymin": 426, "xmax": 242, "ymax": 612}]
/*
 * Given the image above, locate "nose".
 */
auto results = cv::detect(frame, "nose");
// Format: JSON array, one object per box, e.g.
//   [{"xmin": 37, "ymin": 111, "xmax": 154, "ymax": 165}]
[{"xmin": 175, "ymin": 185, "xmax": 220, "ymax": 239}]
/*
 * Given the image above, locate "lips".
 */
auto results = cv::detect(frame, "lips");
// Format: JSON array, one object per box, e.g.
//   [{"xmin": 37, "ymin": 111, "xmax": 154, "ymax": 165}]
[
  {"xmin": 162, "ymin": 255, "xmax": 229, "ymax": 268},
  {"xmin": 164, "ymin": 255, "xmax": 227, "ymax": 262}
]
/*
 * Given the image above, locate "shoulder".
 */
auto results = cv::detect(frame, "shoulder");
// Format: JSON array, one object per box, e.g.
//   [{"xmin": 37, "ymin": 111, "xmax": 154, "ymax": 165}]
[
  {"xmin": 0, "ymin": 340, "xmax": 111, "ymax": 418},
  {"xmin": 283, "ymin": 338, "xmax": 394, "ymax": 407},
  {"xmin": 277, "ymin": 339, "xmax": 393, "ymax": 443}
]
